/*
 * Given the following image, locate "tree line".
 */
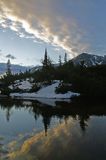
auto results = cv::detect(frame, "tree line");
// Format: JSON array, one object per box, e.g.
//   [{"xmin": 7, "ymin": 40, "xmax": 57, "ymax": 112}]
[{"xmin": 0, "ymin": 49, "xmax": 106, "ymax": 97}]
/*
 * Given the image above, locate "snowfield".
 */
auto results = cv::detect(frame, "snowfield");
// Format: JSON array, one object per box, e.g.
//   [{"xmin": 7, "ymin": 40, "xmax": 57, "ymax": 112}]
[
  {"xmin": 9, "ymin": 80, "xmax": 33, "ymax": 90},
  {"xmin": 10, "ymin": 81, "xmax": 80, "ymax": 99}
]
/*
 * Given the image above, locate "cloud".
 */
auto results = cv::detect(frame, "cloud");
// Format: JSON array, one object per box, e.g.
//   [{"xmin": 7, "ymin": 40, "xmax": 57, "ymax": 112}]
[
  {"xmin": 9, "ymin": 118, "xmax": 75, "ymax": 159},
  {"xmin": 0, "ymin": 49, "xmax": 16, "ymax": 61},
  {"xmin": 6, "ymin": 54, "xmax": 16, "ymax": 59},
  {"xmin": 0, "ymin": 0, "xmax": 89, "ymax": 57}
]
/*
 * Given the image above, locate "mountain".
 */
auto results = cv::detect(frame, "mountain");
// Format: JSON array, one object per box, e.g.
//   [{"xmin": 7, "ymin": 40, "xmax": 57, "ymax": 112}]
[
  {"xmin": 31, "ymin": 65, "xmax": 42, "ymax": 73},
  {"xmin": 15, "ymin": 53, "xmax": 106, "ymax": 75},
  {"xmin": 0, "ymin": 63, "xmax": 31, "ymax": 75},
  {"xmin": 71, "ymin": 53, "xmax": 106, "ymax": 66}
]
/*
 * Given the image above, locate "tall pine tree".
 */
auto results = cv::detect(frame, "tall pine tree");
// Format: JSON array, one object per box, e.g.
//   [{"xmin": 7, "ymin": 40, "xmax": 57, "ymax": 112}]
[
  {"xmin": 59, "ymin": 55, "xmax": 62, "ymax": 67},
  {"xmin": 43, "ymin": 48, "xmax": 48, "ymax": 68},
  {"xmin": 64, "ymin": 53, "xmax": 67, "ymax": 64},
  {"xmin": 42, "ymin": 48, "xmax": 52, "ymax": 69},
  {"xmin": 6, "ymin": 59, "xmax": 11, "ymax": 75}
]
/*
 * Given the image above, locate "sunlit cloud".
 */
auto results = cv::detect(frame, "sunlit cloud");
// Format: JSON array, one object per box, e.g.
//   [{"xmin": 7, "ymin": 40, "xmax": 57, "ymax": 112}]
[
  {"xmin": 8, "ymin": 118, "xmax": 75, "ymax": 159},
  {"xmin": 0, "ymin": 0, "xmax": 89, "ymax": 58}
]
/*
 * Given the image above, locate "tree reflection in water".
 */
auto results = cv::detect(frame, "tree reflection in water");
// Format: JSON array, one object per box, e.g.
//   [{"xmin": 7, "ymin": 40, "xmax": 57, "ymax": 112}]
[
  {"xmin": 0, "ymin": 97, "xmax": 106, "ymax": 136},
  {"xmin": 0, "ymin": 97, "xmax": 106, "ymax": 160}
]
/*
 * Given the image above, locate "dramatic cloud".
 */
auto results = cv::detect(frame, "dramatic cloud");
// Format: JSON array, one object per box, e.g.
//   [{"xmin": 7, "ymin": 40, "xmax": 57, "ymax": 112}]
[
  {"xmin": 9, "ymin": 118, "xmax": 75, "ymax": 159},
  {"xmin": 0, "ymin": 0, "xmax": 89, "ymax": 57},
  {"xmin": 6, "ymin": 54, "xmax": 16, "ymax": 59}
]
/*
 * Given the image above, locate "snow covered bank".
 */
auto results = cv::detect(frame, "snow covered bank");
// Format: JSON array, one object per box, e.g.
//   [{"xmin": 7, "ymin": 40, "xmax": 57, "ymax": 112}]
[
  {"xmin": 9, "ymin": 80, "xmax": 32, "ymax": 90},
  {"xmin": 10, "ymin": 82, "xmax": 80, "ymax": 99}
]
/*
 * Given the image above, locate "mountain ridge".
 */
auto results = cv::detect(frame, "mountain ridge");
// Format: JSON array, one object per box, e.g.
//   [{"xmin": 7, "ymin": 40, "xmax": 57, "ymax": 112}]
[
  {"xmin": 71, "ymin": 53, "xmax": 106, "ymax": 66},
  {"xmin": 0, "ymin": 53, "xmax": 106, "ymax": 75},
  {"xmin": 0, "ymin": 63, "xmax": 31, "ymax": 75}
]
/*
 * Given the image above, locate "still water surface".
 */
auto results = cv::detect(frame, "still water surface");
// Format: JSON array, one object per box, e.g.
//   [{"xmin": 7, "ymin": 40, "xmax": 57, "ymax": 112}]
[{"xmin": 0, "ymin": 98, "xmax": 106, "ymax": 160}]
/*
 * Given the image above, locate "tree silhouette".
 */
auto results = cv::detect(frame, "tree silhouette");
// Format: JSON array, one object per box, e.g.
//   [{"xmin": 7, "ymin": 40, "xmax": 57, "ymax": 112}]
[
  {"xmin": 42, "ymin": 116, "xmax": 51, "ymax": 136},
  {"xmin": 6, "ymin": 59, "xmax": 11, "ymax": 75},
  {"xmin": 59, "ymin": 55, "xmax": 62, "ymax": 67},
  {"xmin": 64, "ymin": 53, "xmax": 67, "ymax": 64},
  {"xmin": 43, "ymin": 48, "xmax": 48, "ymax": 68},
  {"xmin": 78, "ymin": 114, "xmax": 89, "ymax": 133}
]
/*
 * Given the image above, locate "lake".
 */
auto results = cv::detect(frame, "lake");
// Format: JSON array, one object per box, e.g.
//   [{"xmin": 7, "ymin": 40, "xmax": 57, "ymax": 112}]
[{"xmin": 0, "ymin": 97, "xmax": 106, "ymax": 160}]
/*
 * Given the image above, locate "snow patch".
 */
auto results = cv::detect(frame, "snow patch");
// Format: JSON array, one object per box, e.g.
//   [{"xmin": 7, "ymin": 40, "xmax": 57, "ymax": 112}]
[
  {"xmin": 10, "ymin": 82, "xmax": 80, "ymax": 99},
  {"xmin": 9, "ymin": 80, "xmax": 32, "ymax": 90}
]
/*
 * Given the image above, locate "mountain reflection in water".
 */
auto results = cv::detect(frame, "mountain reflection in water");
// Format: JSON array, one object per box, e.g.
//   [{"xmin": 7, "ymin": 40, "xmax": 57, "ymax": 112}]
[{"xmin": 0, "ymin": 97, "xmax": 106, "ymax": 160}]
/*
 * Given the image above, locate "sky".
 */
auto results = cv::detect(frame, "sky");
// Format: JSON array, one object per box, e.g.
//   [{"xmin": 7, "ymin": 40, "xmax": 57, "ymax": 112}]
[{"xmin": 0, "ymin": 0, "xmax": 106, "ymax": 66}]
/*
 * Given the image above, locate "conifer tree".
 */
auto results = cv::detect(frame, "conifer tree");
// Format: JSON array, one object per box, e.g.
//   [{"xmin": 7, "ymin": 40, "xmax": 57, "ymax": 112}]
[
  {"xmin": 64, "ymin": 53, "xmax": 67, "ymax": 63},
  {"xmin": 6, "ymin": 59, "xmax": 11, "ymax": 75},
  {"xmin": 43, "ymin": 48, "xmax": 48, "ymax": 68},
  {"xmin": 42, "ymin": 48, "xmax": 52, "ymax": 68},
  {"xmin": 59, "ymin": 55, "xmax": 62, "ymax": 67}
]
